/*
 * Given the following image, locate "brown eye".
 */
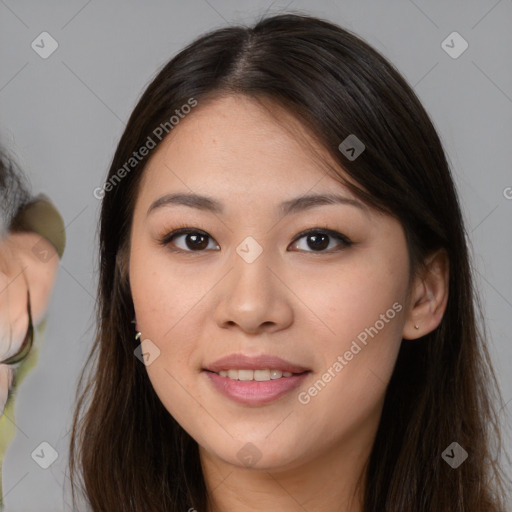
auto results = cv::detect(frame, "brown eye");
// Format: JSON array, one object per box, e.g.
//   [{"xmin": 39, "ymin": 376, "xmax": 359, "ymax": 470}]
[
  {"xmin": 290, "ymin": 229, "xmax": 353, "ymax": 253},
  {"xmin": 160, "ymin": 229, "xmax": 219, "ymax": 252}
]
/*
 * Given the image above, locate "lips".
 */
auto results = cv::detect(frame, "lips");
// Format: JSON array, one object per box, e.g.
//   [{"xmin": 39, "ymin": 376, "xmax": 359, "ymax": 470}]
[
  {"xmin": 202, "ymin": 353, "xmax": 311, "ymax": 406},
  {"xmin": 203, "ymin": 353, "xmax": 310, "ymax": 374},
  {"xmin": 202, "ymin": 354, "xmax": 310, "ymax": 407}
]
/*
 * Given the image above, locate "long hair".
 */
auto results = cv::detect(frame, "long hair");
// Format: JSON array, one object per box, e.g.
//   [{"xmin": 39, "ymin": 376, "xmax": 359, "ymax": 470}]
[{"xmin": 69, "ymin": 13, "xmax": 511, "ymax": 511}]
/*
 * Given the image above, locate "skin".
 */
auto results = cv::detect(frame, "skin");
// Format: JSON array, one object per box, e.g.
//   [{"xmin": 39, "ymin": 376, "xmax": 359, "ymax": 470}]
[
  {"xmin": 0, "ymin": 231, "xmax": 59, "ymax": 415},
  {"xmin": 128, "ymin": 95, "xmax": 449, "ymax": 511}
]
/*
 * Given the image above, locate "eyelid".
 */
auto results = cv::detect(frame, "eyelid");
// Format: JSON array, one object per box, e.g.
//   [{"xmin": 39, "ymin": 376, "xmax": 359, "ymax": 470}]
[
  {"xmin": 159, "ymin": 227, "xmax": 215, "ymax": 248},
  {"xmin": 291, "ymin": 227, "xmax": 353, "ymax": 246}
]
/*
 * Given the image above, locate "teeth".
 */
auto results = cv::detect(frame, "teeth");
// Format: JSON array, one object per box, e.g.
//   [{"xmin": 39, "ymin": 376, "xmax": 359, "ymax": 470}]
[
  {"xmin": 238, "ymin": 369, "xmax": 253, "ymax": 381},
  {"xmin": 217, "ymin": 369, "xmax": 294, "ymax": 380},
  {"xmin": 270, "ymin": 369, "xmax": 282, "ymax": 379}
]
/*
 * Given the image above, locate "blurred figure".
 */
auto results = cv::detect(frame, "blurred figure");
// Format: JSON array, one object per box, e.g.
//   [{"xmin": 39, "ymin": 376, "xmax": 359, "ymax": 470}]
[{"xmin": 0, "ymin": 147, "xmax": 65, "ymax": 507}]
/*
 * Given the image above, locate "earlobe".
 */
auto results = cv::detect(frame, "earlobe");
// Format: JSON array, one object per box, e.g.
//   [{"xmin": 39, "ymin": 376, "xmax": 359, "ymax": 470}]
[{"xmin": 402, "ymin": 248, "xmax": 449, "ymax": 340}]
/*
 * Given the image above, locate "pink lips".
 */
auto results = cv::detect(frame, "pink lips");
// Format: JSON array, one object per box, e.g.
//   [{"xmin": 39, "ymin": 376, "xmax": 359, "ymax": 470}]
[
  {"xmin": 204, "ymin": 353, "xmax": 310, "ymax": 374},
  {"xmin": 203, "ymin": 353, "xmax": 310, "ymax": 406}
]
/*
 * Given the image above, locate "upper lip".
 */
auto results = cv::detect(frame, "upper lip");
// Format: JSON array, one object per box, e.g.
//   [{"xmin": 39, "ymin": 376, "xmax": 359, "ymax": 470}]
[{"xmin": 204, "ymin": 354, "xmax": 310, "ymax": 374}]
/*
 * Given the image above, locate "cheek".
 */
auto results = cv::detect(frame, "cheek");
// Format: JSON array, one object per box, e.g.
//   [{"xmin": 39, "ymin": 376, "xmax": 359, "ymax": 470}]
[
  {"xmin": 130, "ymin": 244, "xmax": 212, "ymax": 343},
  {"xmin": 129, "ymin": 248, "xmax": 215, "ymax": 410},
  {"xmin": 290, "ymin": 250, "xmax": 407, "ymax": 406},
  {"xmin": 293, "ymin": 253, "xmax": 407, "ymax": 342},
  {"xmin": 130, "ymin": 255, "xmax": 209, "ymax": 430}
]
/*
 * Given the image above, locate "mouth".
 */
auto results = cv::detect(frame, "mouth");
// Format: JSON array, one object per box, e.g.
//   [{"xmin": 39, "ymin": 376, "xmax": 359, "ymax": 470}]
[
  {"xmin": 202, "ymin": 353, "xmax": 311, "ymax": 406},
  {"xmin": 204, "ymin": 368, "xmax": 306, "ymax": 381}
]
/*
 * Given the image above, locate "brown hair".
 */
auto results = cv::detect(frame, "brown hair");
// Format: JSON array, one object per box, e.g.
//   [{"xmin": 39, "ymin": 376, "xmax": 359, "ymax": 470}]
[{"xmin": 69, "ymin": 12, "xmax": 511, "ymax": 511}]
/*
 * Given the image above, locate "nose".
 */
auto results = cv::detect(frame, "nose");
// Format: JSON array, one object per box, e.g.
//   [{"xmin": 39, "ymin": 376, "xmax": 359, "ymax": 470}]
[{"xmin": 212, "ymin": 245, "xmax": 294, "ymax": 335}]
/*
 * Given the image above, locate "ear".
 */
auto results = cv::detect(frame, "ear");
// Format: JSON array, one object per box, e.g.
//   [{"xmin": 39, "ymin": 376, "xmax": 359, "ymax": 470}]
[{"xmin": 402, "ymin": 248, "xmax": 449, "ymax": 340}]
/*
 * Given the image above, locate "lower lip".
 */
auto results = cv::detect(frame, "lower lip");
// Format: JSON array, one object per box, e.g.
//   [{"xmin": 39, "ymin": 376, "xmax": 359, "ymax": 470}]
[{"xmin": 204, "ymin": 370, "xmax": 310, "ymax": 406}]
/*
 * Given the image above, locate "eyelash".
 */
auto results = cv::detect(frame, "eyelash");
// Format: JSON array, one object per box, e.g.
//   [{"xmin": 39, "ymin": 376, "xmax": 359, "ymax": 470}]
[{"xmin": 157, "ymin": 222, "xmax": 354, "ymax": 254}]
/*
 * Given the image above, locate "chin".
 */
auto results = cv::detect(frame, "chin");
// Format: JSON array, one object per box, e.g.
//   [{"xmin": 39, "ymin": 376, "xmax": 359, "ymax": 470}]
[{"xmin": 199, "ymin": 434, "xmax": 310, "ymax": 472}]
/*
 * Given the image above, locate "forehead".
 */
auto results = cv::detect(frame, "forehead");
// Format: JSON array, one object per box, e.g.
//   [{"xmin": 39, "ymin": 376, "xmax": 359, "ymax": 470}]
[{"xmin": 136, "ymin": 94, "xmax": 362, "ymax": 212}]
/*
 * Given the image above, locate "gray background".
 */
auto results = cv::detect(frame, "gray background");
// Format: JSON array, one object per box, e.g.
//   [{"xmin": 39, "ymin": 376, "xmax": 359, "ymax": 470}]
[{"xmin": 1, "ymin": 1, "xmax": 511, "ymax": 510}]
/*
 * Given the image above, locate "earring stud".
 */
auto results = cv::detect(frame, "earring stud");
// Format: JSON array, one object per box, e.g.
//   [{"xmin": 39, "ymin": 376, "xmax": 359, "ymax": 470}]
[
  {"xmin": 132, "ymin": 318, "xmax": 142, "ymax": 340},
  {"xmin": 414, "ymin": 324, "xmax": 419, "ymax": 329}
]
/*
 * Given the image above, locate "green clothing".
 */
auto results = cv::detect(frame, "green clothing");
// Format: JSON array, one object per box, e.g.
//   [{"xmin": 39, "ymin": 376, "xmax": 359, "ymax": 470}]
[{"xmin": 0, "ymin": 320, "xmax": 45, "ymax": 509}]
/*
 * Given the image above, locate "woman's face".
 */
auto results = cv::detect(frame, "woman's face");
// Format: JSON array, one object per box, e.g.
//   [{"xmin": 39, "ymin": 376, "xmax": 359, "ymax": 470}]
[{"xmin": 129, "ymin": 94, "xmax": 412, "ymax": 472}]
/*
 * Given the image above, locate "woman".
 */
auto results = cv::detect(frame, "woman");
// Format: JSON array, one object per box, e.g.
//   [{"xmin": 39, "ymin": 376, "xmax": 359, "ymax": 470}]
[
  {"xmin": 0, "ymin": 148, "xmax": 65, "ymax": 507},
  {"xmin": 69, "ymin": 13, "xmax": 510, "ymax": 511}
]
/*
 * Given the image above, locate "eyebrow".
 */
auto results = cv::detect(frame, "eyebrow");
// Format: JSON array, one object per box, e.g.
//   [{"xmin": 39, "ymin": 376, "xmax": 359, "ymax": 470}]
[{"xmin": 147, "ymin": 192, "xmax": 367, "ymax": 218}]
